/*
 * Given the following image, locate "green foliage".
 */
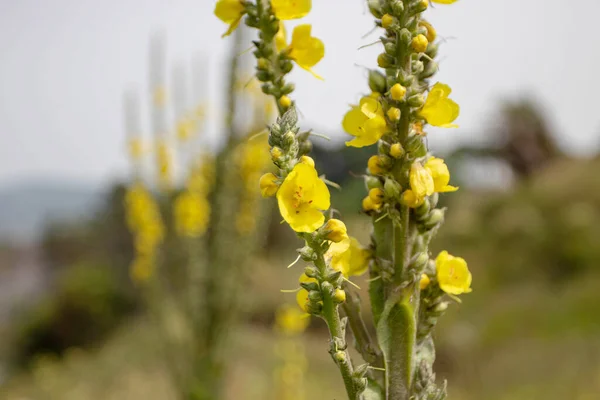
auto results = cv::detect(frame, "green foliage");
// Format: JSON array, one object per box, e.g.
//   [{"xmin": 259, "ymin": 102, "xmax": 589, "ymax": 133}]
[{"xmin": 10, "ymin": 263, "xmax": 136, "ymax": 368}]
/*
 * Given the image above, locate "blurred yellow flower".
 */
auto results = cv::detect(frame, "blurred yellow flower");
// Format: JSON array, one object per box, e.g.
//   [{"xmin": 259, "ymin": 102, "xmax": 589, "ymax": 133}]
[
  {"xmin": 173, "ymin": 190, "xmax": 210, "ymax": 237},
  {"xmin": 410, "ymin": 162, "xmax": 434, "ymax": 199},
  {"xmin": 277, "ymin": 163, "xmax": 330, "ymax": 233},
  {"xmin": 296, "ymin": 288, "xmax": 310, "ymax": 312},
  {"xmin": 436, "ymin": 251, "xmax": 472, "ymax": 295},
  {"xmin": 276, "ymin": 24, "xmax": 324, "ymax": 79},
  {"xmin": 401, "ymin": 189, "xmax": 425, "ymax": 208},
  {"xmin": 214, "ymin": 0, "xmax": 245, "ymax": 37},
  {"xmin": 424, "ymin": 157, "xmax": 458, "ymax": 193},
  {"xmin": 419, "ymin": 83, "xmax": 460, "ymax": 128},
  {"xmin": 130, "ymin": 254, "xmax": 154, "ymax": 283},
  {"xmin": 127, "ymin": 138, "xmax": 144, "ymax": 161},
  {"xmin": 432, "ymin": 0, "xmax": 458, "ymax": 4},
  {"xmin": 275, "ymin": 304, "xmax": 310, "ymax": 335},
  {"xmin": 176, "ymin": 117, "xmax": 196, "ymax": 141},
  {"xmin": 156, "ymin": 141, "xmax": 172, "ymax": 191},
  {"xmin": 271, "ymin": 0, "xmax": 311, "ymax": 20},
  {"xmin": 260, "ymin": 172, "xmax": 280, "ymax": 197},
  {"xmin": 327, "ymin": 237, "xmax": 369, "ymax": 278},
  {"xmin": 343, "ymin": 97, "xmax": 388, "ymax": 148}
]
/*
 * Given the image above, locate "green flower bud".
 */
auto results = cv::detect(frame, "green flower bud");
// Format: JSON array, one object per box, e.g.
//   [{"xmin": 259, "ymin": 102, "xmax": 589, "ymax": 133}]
[
  {"xmin": 321, "ymin": 281, "xmax": 334, "ymax": 296},
  {"xmin": 280, "ymin": 82, "xmax": 295, "ymax": 95},
  {"xmin": 412, "ymin": 60, "xmax": 425, "ymax": 75},
  {"xmin": 282, "ymin": 131, "xmax": 296, "ymax": 150},
  {"xmin": 415, "ymin": 198, "xmax": 431, "ymax": 218},
  {"xmin": 384, "ymin": 42, "xmax": 396, "ymax": 55},
  {"xmin": 308, "ymin": 290, "xmax": 322, "ymax": 302},
  {"xmin": 377, "ymin": 53, "xmax": 395, "ymax": 68},
  {"xmin": 426, "ymin": 42, "xmax": 439, "ymax": 59},
  {"xmin": 423, "ymin": 209, "xmax": 445, "ymax": 229},
  {"xmin": 261, "ymin": 82, "xmax": 274, "ymax": 95},
  {"xmin": 433, "ymin": 301, "xmax": 449, "ymax": 314},
  {"xmin": 299, "ymin": 246, "xmax": 317, "ymax": 262},
  {"xmin": 255, "ymin": 70, "xmax": 272, "ymax": 82},
  {"xmin": 391, "ymin": 1, "xmax": 405, "ymax": 14},
  {"xmin": 420, "ymin": 61, "xmax": 438, "ymax": 79},
  {"xmin": 306, "ymin": 301, "xmax": 323, "ymax": 314},
  {"xmin": 428, "ymin": 192, "xmax": 439, "ymax": 208},
  {"xmin": 333, "ymin": 289, "xmax": 346, "ymax": 303},
  {"xmin": 298, "ymin": 140, "xmax": 313, "ymax": 156},
  {"xmin": 384, "ymin": 178, "xmax": 402, "ymax": 199},
  {"xmin": 399, "ymin": 28, "xmax": 412, "ymax": 46},
  {"xmin": 365, "ymin": 176, "xmax": 383, "ymax": 191},
  {"xmin": 408, "ymin": 94, "xmax": 425, "ymax": 107},
  {"xmin": 410, "ymin": 253, "xmax": 429, "ymax": 271},
  {"xmin": 368, "ymin": 70, "xmax": 387, "ymax": 94},
  {"xmin": 367, "ymin": 0, "xmax": 383, "ymax": 18},
  {"xmin": 326, "ymin": 270, "xmax": 343, "ymax": 284},
  {"xmin": 300, "ymin": 281, "xmax": 319, "ymax": 291},
  {"xmin": 334, "ymin": 350, "xmax": 346, "ymax": 363},
  {"xmin": 304, "ymin": 265, "xmax": 319, "ymax": 278}
]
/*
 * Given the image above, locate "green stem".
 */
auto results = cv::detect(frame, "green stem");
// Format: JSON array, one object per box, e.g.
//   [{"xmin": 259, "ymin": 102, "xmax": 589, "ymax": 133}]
[{"xmin": 314, "ymin": 254, "xmax": 361, "ymax": 400}]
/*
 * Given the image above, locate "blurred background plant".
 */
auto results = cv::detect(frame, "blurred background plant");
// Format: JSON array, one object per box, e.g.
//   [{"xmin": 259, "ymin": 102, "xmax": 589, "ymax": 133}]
[{"xmin": 1, "ymin": 1, "xmax": 600, "ymax": 400}]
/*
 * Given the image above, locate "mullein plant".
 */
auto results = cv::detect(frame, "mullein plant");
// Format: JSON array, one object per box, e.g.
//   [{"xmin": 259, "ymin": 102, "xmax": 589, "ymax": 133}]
[
  {"xmin": 123, "ymin": 30, "xmax": 274, "ymax": 400},
  {"xmin": 216, "ymin": 0, "xmax": 471, "ymax": 399}
]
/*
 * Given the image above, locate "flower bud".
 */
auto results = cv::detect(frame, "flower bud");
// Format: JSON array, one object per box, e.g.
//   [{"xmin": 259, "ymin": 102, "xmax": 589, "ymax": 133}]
[
  {"xmin": 367, "ymin": 0, "xmax": 383, "ymax": 18},
  {"xmin": 433, "ymin": 301, "xmax": 449, "ymax": 313},
  {"xmin": 390, "ymin": 83, "xmax": 407, "ymax": 101},
  {"xmin": 299, "ymin": 155, "xmax": 315, "ymax": 167},
  {"xmin": 333, "ymin": 289, "xmax": 346, "ymax": 303},
  {"xmin": 306, "ymin": 301, "xmax": 323, "ymax": 314},
  {"xmin": 321, "ymin": 281, "xmax": 334, "ymax": 295},
  {"xmin": 279, "ymin": 95, "xmax": 292, "ymax": 109},
  {"xmin": 322, "ymin": 219, "xmax": 348, "ymax": 243},
  {"xmin": 419, "ymin": 273, "xmax": 431, "ymax": 290},
  {"xmin": 381, "ymin": 14, "xmax": 394, "ymax": 29},
  {"xmin": 384, "ymin": 42, "xmax": 396, "ymax": 55},
  {"xmin": 282, "ymin": 131, "xmax": 296, "ymax": 150},
  {"xmin": 377, "ymin": 53, "xmax": 394, "ymax": 68},
  {"xmin": 424, "ymin": 209, "xmax": 445, "ymax": 229},
  {"xmin": 257, "ymin": 58, "xmax": 270, "ymax": 70},
  {"xmin": 304, "ymin": 265, "xmax": 318, "ymax": 278},
  {"xmin": 384, "ymin": 178, "xmax": 402, "ymax": 199},
  {"xmin": 368, "ymin": 70, "xmax": 387, "ymax": 94},
  {"xmin": 365, "ymin": 176, "xmax": 382, "ymax": 191},
  {"xmin": 391, "ymin": 1, "xmax": 405, "ymax": 14},
  {"xmin": 414, "ymin": 0, "xmax": 429, "ymax": 13},
  {"xmin": 300, "ymin": 281, "xmax": 319, "ymax": 291},
  {"xmin": 369, "ymin": 187, "xmax": 385, "ymax": 204},
  {"xmin": 280, "ymin": 82, "xmax": 295, "ymax": 95},
  {"xmin": 399, "ymin": 29, "xmax": 412, "ymax": 46},
  {"xmin": 270, "ymin": 146, "xmax": 283, "ymax": 162},
  {"xmin": 298, "ymin": 140, "xmax": 313, "ymax": 156},
  {"xmin": 390, "ymin": 143, "xmax": 405, "ymax": 158},
  {"xmin": 334, "ymin": 351, "xmax": 346, "ymax": 363},
  {"xmin": 299, "ymin": 246, "xmax": 317, "ymax": 261},
  {"xmin": 412, "ymin": 60, "xmax": 425, "ymax": 75},
  {"xmin": 308, "ymin": 290, "xmax": 322, "ymax": 302},
  {"xmin": 410, "ymin": 253, "xmax": 429, "ymax": 271},
  {"xmin": 259, "ymin": 173, "xmax": 279, "ymax": 197},
  {"xmin": 362, "ymin": 196, "xmax": 382, "ymax": 212},
  {"xmin": 367, "ymin": 155, "xmax": 386, "ymax": 176},
  {"xmin": 326, "ymin": 270, "xmax": 343, "ymax": 284},
  {"xmin": 408, "ymin": 94, "xmax": 425, "ymax": 108},
  {"xmin": 420, "ymin": 61, "xmax": 438, "ymax": 79},
  {"xmin": 411, "ymin": 34, "xmax": 429, "ymax": 53},
  {"xmin": 387, "ymin": 107, "xmax": 401, "ymax": 122}
]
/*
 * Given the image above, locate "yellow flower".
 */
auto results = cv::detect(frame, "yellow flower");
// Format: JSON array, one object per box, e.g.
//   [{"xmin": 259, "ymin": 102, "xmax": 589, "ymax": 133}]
[
  {"xmin": 277, "ymin": 24, "xmax": 324, "ymax": 79},
  {"xmin": 279, "ymin": 95, "xmax": 292, "ymax": 109},
  {"xmin": 419, "ymin": 83, "xmax": 460, "ymax": 128},
  {"xmin": 436, "ymin": 251, "xmax": 472, "ymax": 295},
  {"xmin": 343, "ymin": 97, "xmax": 388, "ymax": 148},
  {"xmin": 259, "ymin": 172, "xmax": 280, "ymax": 197},
  {"xmin": 275, "ymin": 304, "xmax": 310, "ymax": 335},
  {"xmin": 410, "ymin": 162, "xmax": 434, "ymax": 199},
  {"xmin": 381, "ymin": 14, "xmax": 394, "ymax": 29},
  {"xmin": 271, "ymin": 0, "xmax": 311, "ymax": 20},
  {"xmin": 327, "ymin": 237, "xmax": 370, "ymax": 278},
  {"xmin": 419, "ymin": 274, "xmax": 431, "ymax": 290},
  {"xmin": 173, "ymin": 190, "xmax": 210, "ymax": 237},
  {"xmin": 432, "ymin": 0, "xmax": 458, "ymax": 4},
  {"xmin": 214, "ymin": 0, "xmax": 245, "ymax": 37},
  {"xmin": 277, "ymin": 163, "xmax": 330, "ymax": 232},
  {"xmin": 387, "ymin": 107, "xmax": 401, "ymax": 122},
  {"xmin": 296, "ymin": 288, "xmax": 310, "ymax": 312},
  {"xmin": 390, "ymin": 143, "xmax": 404, "ymax": 158},
  {"xmin": 424, "ymin": 157, "xmax": 458, "ymax": 193},
  {"xmin": 322, "ymin": 219, "xmax": 348, "ymax": 243}
]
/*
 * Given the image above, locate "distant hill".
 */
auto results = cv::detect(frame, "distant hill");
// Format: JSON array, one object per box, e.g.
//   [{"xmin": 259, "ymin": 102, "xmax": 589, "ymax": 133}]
[{"xmin": 0, "ymin": 180, "xmax": 103, "ymax": 243}]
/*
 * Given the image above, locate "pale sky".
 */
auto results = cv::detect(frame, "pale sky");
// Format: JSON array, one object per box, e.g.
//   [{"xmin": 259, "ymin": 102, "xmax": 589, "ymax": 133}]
[{"xmin": 1, "ymin": 0, "xmax": 599, "ymax": 187}]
